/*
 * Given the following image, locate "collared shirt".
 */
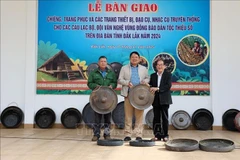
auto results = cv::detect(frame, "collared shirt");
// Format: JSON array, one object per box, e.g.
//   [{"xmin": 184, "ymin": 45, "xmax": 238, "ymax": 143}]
[
  {"xmin": 100, "ymin": 70, "xmax": 106, "ymax": 78},
  {"xmin": 130, "ymin": 65, "xmax": 140, "ymax": 86},
  {"xmin": 99, "ymin": 68, "xmax": 107, "ymax": 78},
  {"xmin": 157, "ymin": 71, "xmax": 163, "ymax": 87}
]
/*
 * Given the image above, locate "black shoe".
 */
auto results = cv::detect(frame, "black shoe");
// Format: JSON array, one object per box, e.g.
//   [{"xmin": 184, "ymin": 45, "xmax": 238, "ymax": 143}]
[
  {"xmin": 136, "ymin": 137, "xmax": 142, "ymax": 141},
  {"xmin": 124, "ymin": 136, "xmax": 131, "ymax": 141}
]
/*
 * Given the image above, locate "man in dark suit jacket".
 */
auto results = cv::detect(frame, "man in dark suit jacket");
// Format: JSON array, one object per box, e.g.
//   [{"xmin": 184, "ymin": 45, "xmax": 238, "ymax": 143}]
[{"xmin": 149, "ymin": 59, "xmax": 172, "ymax": 141}]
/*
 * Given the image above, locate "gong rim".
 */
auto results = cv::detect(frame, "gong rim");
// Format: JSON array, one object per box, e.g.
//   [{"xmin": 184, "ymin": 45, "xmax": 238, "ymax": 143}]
[
  {"xmin": 61, "ymin": 108, "xmax": 82, "ymax": 129},
  {"xmin": 112, "ymin": 101, "xmax": 125, "ymax": 129},
  {"xmin": 90, "ymin": 86, "xmax": 118, "ymax": 114},
  {"xmin": 0, "ymin": 106, "xmax": 24, "ymax": 128},
  {"xmin": 171, "ymin": 110, "xmax": 191, "ymax": 130},
  {"xmin": 129, "ymin": 140, "xmax": 155, "ymax": 147},
  {"xmin": 145, "ymin": 109, "xmax": 154, "ymax": 129},
  {"xmin": 128, "ymin": 84, "xmax": 154, "ymax": 110},
  {"xmin": 35, "ymin": 107, "xmax": 56, "ymax": 128},
  {"xmin": 82, "ymin": 103, "xmax": 95, "ymax": 128},
  {"xmin": 86, "ymin": 63, "xmax": 98, "ymax": 77},
  {"xmin": 199, "ymin": 139, "xmax": 235, "ymax": 152},
  {"xmin": 97, "ymin": 139, "xmax": 124, "ymax": 146},
  {"xmin": 112, "ymin": 101, "xmax": 136, "ymax": 129},
  {"xmin": 82, "ymin": 102, "xmax": 105, "ymax": 128},
  {"xmin": 192, "ymin": 108, "xmax": 214, "ymax": 130},
  {"xmin": 165, "ymin": 139, "xmax": 199, "ymax": 152},
  {"xmin": 110, "ymin": 62, "xmax": 122, "ymax": 78}
]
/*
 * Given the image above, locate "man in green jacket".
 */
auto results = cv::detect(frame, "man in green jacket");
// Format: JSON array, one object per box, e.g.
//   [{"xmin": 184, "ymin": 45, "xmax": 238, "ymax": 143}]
[{"xmin": 87, "ymin": 56, "xmax": 117, "ymax": 141}]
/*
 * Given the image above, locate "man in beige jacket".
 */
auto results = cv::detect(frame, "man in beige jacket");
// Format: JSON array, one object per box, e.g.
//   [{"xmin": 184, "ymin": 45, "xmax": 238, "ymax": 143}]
[{"xmin": 118, "ymin": 51, "xmax": 149, "ymax": 141}]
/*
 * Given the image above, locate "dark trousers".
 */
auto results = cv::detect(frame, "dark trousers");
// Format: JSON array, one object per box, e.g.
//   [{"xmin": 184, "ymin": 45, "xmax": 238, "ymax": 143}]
[
  {"xmin": 152, "ymin": 104, "xmax": 169, "ymax": 139},
  {"xmin": 93, "ymin": 112, "xmax": 111, "ymax": 137}
]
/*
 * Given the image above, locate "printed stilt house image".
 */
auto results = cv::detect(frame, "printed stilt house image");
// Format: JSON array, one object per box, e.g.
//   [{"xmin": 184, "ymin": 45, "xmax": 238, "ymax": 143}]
[{"xmin": 37, "ymin": 50, "xmax": 87, "ymax": 80}]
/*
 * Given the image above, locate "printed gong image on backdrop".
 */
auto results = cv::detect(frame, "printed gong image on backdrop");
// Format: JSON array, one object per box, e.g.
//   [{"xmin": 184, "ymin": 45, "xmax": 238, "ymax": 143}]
[{"xmin": 36, "ymin": 0, "xmax": 210, "ymax": 95}]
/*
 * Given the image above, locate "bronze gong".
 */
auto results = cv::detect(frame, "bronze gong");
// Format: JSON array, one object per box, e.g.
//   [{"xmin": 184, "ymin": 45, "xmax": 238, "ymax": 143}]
[
  {"xmin": 90, "ymin": 86, "xmax": 118, "ymax": 114},
  {"xmin": 128, "ymin": 84, "xmax": 154, "ymax": 110}
]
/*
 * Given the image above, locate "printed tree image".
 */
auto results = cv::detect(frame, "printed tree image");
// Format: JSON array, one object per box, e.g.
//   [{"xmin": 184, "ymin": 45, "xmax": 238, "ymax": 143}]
[{"xmin": 37, "ymin": 41, "xmax": 60, "ymax": 67}]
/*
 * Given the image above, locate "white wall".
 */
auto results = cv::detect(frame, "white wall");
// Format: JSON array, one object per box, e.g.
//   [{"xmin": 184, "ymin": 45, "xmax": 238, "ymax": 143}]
[
  {"xmin": 1, "ymin": 0, "xmax": 240, "ymax": 126},
  {"xmin": 211, "ymin": 1, "xmax": 240, "ymax": 125},
  {"xmin": 1, "ymin": 1, "xmax": 27, "ymax": 112}
]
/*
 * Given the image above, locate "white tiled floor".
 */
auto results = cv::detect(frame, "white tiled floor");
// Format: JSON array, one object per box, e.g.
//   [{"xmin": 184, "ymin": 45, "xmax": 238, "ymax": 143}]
[{"xmin": 1, "ymin": 128, "xmax": 240, "ymax": 160}]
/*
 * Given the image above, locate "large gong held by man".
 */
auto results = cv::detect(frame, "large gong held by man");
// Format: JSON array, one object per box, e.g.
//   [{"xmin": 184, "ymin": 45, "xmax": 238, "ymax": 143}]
[
  {"xmin": 90, "ymin": 86, "xmax": 118, "ymax": 114},
  {"xmin": 128, "ymin": 84, "xmax": 154, "ymax": 110}
]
